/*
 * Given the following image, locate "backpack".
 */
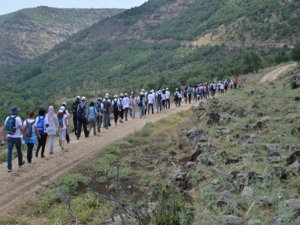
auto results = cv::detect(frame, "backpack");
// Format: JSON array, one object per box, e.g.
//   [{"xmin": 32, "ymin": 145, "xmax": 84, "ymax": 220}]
[
  {"xmin": 5, "ymin": 116, "xmax": 16, "ymax": 134},
  {"xmin": 138, "ymin": 94, "xmax": 144, "ymax": 106},
  {"xmin": 174, "ymin": 92, "xmax": 179, "ymax": 101},
  {"xmin": 157, "ymin": 93, "xmax": 162, "ymax": 101},
  {"xmin": 96, "ymin": 101, "xmax": 102, "ymax": 114},
  {"xmin": 88, "ymin": 106, "xmax": 97, "ymax": 120},
  {"xmin": 25, "ymin": 120, "xmax": 35, "ymax": 139},
  {"xmin": 57, "ymin": 112, "xmax": 64, "ymax": 128},
  {"xmin": 77, "ymin": 104, "xmax": 86, "ymax": 120},
  {"xmin": 103, "ymin": 100, "xmax": 111, "ymax": 111},
  {"xmin": 113, "ymin": 100, "xmax": 119, "ymax": 111},
  {"xmin": 37, "ymin": 116, "xmax": 45, "ymax": 134}
]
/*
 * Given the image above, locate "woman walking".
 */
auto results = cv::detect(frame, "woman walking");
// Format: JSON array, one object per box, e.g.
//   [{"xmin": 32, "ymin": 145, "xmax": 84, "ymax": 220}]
[
  {"xmin": 46, "ymin": 106, "xmax": 58, "ymax": 155},
  {"xmin": 35, "ymin": 108, "xmax": 47, "ymax": 158},
  {"xmin": 23, "ymin": 112, "xmax": 40, "ymax": 163},
  {"xmin": 88, "ymin": 102, "xmax": 97, "ymax": 136},
  {"xmin": 57, "ymin": 106, "xmax": 68, "ymax": 150}
]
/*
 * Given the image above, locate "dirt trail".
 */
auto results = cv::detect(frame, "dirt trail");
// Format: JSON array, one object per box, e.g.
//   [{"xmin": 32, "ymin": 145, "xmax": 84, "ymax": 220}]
[
  {"xmin": 260, "ymin": 62, "xmax": 298, "ymax": 83},
  {"xmin": 0, "ymin": 103, "xmax": 194, "ymax": 216}
]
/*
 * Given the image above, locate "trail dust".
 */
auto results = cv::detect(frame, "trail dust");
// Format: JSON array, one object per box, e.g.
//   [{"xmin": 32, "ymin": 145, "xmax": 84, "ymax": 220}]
[
  {"xmin": 0, "ymin": 103, "xmax": 194, "ymax": 216},
  {"xmin": 260, "ymin": 62, "xmax": 298, "ymax": 83}
]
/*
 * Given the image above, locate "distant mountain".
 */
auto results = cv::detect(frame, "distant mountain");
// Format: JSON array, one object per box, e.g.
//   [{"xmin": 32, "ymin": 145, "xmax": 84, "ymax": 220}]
[
  {"xmin": 0, "ymin": 0, "xmax": 299, "ymax": 119},
  {"xmin": 0, "ymin": 6, "xmax": 124, "ymax": 66}
]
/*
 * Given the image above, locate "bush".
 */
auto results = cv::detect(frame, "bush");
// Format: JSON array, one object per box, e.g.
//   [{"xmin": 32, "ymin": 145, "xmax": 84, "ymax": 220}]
[{"xmin": 57, "ymin": 173, "xmax": 91, "ymax": 193}]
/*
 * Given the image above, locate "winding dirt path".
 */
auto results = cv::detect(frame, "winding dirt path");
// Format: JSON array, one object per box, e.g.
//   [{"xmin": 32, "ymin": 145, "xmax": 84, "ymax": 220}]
[
  {"xmin": 0, "ymin": 103, "xmax": 193, "ymax": 216},
  {"xmin": 260, "ymin": 62, "xmax": 298, "ymax": 83}
]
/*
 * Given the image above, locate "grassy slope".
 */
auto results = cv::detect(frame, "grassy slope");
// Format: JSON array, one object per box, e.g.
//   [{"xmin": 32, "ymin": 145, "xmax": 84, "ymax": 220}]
[
  {"xmin": 1, "ymin": 65, "xmax": 299, "ymax": 224},
  {"xmin": 0, "ymin": 0, "xmax": 299, "ymax": 120}
]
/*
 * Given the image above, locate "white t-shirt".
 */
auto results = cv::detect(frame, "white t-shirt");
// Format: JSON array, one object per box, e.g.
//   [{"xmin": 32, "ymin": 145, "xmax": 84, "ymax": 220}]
[
  {"xmin": 166, "ymin": 91, "xmax": 170, "ymax": 99},
  {"xmin": 4, "ymin": 116, "xmax": 22, "ymax": 138},
  {"xmin": 147, "ymin": 94, "xmax": 155, "ymax": 104},
  {"xmin": 121, "ymin": 97, "xmax": 130, "ymax": 109}
]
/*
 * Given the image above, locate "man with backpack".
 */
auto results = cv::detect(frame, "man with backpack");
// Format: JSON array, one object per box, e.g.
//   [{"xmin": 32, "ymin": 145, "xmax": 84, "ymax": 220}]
[
  {"xmin": 147, "ymin": 90, "xmax": 155, "ymax": 114},
  {"xmin": 72, "ymin": 96, "xmax": 80, "ymax": 135},
  {"xmin": 96, "ymin": 97, "xmax": 103, "ymax": 132},
  {"xmin": 156, "ymin": 90, "xmax": 162, "ymax": 113},
  {"xmin": 187, "ymin": 86, "xmax": 193, "ymax": 104},
  {"xmin": 122, "ymin": 93, "xmax": 130, "ymax": 121},
  {"xmin": 112, "ymin": 95, "xmax": 120, "ymax": 126},
  {"xmin": 118, "ymin": 94, "xmax": 124, "ymax": 123},
  {"xmin": 87, "ymin": 102, "xmax": 98, "ymax": 136},
  {"xmin": 76, "ymin": 96, "xmax": 89, "ymax": 140},
  {"xmin": 102, "ymin": 94, "xmax": 112, "ymax": 129},
  {"xmin": 3, "ymin": 107, "xmax": 25, "ymax": 172},
  {"xmin": 165, "ymin": 88, "xmax": 171, "ymax": 109}
]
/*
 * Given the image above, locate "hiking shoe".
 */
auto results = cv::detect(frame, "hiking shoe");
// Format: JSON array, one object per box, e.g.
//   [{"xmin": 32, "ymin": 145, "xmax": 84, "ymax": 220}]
[
  {"xmin": 8, "ymin": 169, "xmax": 12, "ymax": 173},
  {"xmin": 19, "ymin": 161, "xmax": 25, "ymax": 167}
]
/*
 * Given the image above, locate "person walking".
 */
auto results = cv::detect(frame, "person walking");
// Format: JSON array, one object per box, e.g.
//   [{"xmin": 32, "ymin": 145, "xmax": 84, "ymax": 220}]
[
  {"xmin": 187, "ymin": 86, "xmax": 193, "ymax": 104},
  {"xmin": 112, "ymin": 95, "xmax": 120, "ymax": 126},
  {"xmin": 147, "ymin": 90, "xmax": 155, "ymax": 114},
  {"xmin": 165, "ymin": 88, "xmax": 171, "ymax": 109},
  {"xmin": 35, "ymin": 108, "xmax": 48, "ymax": 158},
  {"xmin": 122, "ymin": 93, "xmax": 130, "ymax": 121},
  {"xmin": 23, "ymin": 112, "xmax": 40, "ymax": 164},
  {"xmin": 3, "ymin": 107, "xmax": 25, "ymax": 172},
  {"xmin": 96, "ymin": 97, "xmax": 103, "ymax": 133},
  {"xmin": 57, "ymin": 106, "xmax": 68, "ymax": 150},
  {"xmin": 102, "ymin": 94, "xmax": 112, "ymax": 129},
  {"xmin": 61, "ymin": 102, "xmax": 70, "ymax": 143},
  {"xmin": 129, "ymin": 92, "xmax": 137, "ymax": 119},
  {"xmin": 72, "ymin": 96, "xmax": 80, "ymax": 135},
  {"xmin": 45, "ymin": 106, "xmax": 58, "ymax": 155},
  {"xmin": 161, "ymin": 89, "xmax": 167, "ymax": 110},
  {"xmin": 138, "ymin": 90, "xmax": 146, "ymax": 118},
  {"xmin": 118, "ymin": 94, "xmax": 124, "ymax": 123},
  {"xmin": 156, "ymin": 90, "xmax": 162, "ymax": 113},
  {"xmin": 87, "ymin": 102, "xmax": 98, "ymax": 136},
  {"xmin": 77, "ymin": 97, "xmax": 89, "ymax": 139}
]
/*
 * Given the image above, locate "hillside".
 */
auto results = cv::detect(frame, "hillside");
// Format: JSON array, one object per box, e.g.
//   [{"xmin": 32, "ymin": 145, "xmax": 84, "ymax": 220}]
[
  {"xmin": 0, "ymin": 6, "xmax": 124, "ymax": 66},
  {"xmin": 0, "ymin": 65, "xmax": 299, "ymax": 224},
  {"xmin": 0, "ymin": 0, "xmax": 300, "ymax": 119}
]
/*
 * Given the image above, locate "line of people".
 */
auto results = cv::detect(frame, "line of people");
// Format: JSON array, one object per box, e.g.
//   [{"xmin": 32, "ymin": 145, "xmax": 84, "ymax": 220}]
[{"xmin": 2, "ymin": 79, "xmax": 239, "ymax": 172}]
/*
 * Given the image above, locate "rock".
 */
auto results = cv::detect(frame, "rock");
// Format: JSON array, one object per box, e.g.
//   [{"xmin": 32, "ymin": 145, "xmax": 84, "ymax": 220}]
[
  {"xmin": 291, "ymin": 75, "xmax": 300, "ymax": 89},
  {"xmin": 260, "ymin": 116, "xmax": 271, "ymax": 122},
  {"xmin": 241, "ymin": 186, "xmax": 254, "ymax": 199},
  {"xmin": 291, "ymin": 126, "xmax": 300, "ymax": 135},
  {"xmin": 186, "ymin": 128, "xmax": 208, "ymax": 147},
  {"xmin": 286, "ymin": 151, "xmax": 300, "ymax": 165},
  {"xmin": 190, "ymin": 148, "xmax": 202, "ymax": 162},
  {"xmin": 272, "ymin": 216, "xmax": 287, "ymax": 225},
  {"xmin": 247, "ymin": 219, "xmax": 262, "ymax": 225},
  {"xmin": 295, "ymin": 96, "xmax": 300, "ymax": 101},
  {"xmin": 216, "ymin": 215, "xmax": 242, "ymax": 225},
  {"xmin": 253, "ymin": 121, "xmax": 267, "ymax": 130},
  {"xmin": 207, "ymin": 111, "xmax": 221, "ymax": 125},
  {"xmin": 259, "ymin": 196, "xmax": 274, "ymax": 207},
  {"xmin": 268, "ymin": 156, "xmax": 286, "ymax": 164},
  {"xmin": 285, "ymin": 199, "xmax": 300, "ymax": 209},
  {"xmin": 198, "ymin": 152, "xmax": 215, "ymax": 166},
  {"xmin": 185, "ymin": 161, "xmax": 196, "ymax": 169}
]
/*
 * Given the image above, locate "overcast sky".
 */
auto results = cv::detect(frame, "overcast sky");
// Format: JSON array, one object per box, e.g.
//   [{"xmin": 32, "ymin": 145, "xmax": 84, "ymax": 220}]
[{"xmin": 0, "ymin": 0, "xmax": 148, "ymax": 15}]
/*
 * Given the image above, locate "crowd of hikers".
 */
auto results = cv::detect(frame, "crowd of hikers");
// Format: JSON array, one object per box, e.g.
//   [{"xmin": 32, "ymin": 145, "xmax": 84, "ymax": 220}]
[{"xmin": 2, "ymin": 78, "xmax": 239, "ymax": 172}]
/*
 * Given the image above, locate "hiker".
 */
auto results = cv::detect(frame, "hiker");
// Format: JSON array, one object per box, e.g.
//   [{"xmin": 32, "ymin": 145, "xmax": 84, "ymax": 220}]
[
  {"xmin": 3, "ymin": 107, "xmax": 25, "ymax": 172},
  {"xmin": 61, "ymin": 102, "xmax": 70, "ymax": 144},
  {"xmin": 57, "ymin": 106, "xmax": 68, "ymax": 150},
  {"xmin": 187, "ymin": 86, "xmax": 193, "ymax": 104},
  {"xmin": 183, "ymin": 87, "xmax": 188, "ymax": 103},
  {"xmin": 103, "ymin": 94, "xmax": 112, "ymax": 129},
  {"xmin": 161, "ymin": 89, "xmax": 167, "ymax": 110},
  {"xmin": 118, "ymin": 94, "xmax": 124, "ymax": 123},
  {"xmin": 96, "ymin": 97, "xmax": 103, "ymax": 132},
  {"xmin": 178, "ymin": 88, "xmax": 182, "ymax": 106},
  {"xmin": 220, "ymin": 82, "xmax": 225, "ymax": 95},
  {"xmin": 87, "ymin": 102, "xmax": 98, "ymax": 136},
  {"xmin": 77, "ymin": 96, "xmax": 89, "ymax": 139},
  {"xmin": 156, "ymin": 90, "xmax": 162, "ymax": 113},
  {"xmin": 224, "ymin": 80, "xmax": 229, "ymax": 93},
  {"xmin": 112, "ymin": 95, "xmax": 120, "ymax": 126},
  {"xmin": 174, "ymin": 88, "xmax": 180, "ymax": 107},
  {"xmin": 129, "ymin": 91, "xmax": 137, "ymax": 119},
  {"xmin": 35, "ymin": 108, "xmax": 48, "ymax": 158},
  {"xmin": 138, "ymin": 90, "xmax": 146, "ymax": 118},
  {"xmin": 230, "ymin": 79, "xmax": 234, "ymax": 90},
  {"xmin": 72, "ymin": 96, "xmax": 80, "ymax": 135},
  {"xmin": 23, "ymin": 112, "xmax": 40, "ymax": 164},
  {"xmin": 147, "ymin": 90, "xmax": 155, "ymax": 114},
  {"xmin": 233, "ymin": 77, "xmax": 238, "ymax": 89},
  {"xmin": 45, "ymin": 106, "xmax": 58, "ymax": 155},
  {"xmin": 122, "ymin": 93, "xmax": 130, "ymax": 121},
  {"xmin": 166, "ymin": 88, "xmax": 171, "ymax": 109}
]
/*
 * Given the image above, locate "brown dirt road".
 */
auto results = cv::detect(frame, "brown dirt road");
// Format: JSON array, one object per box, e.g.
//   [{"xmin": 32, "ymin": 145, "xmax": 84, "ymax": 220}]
[
  {"xmin": 0, "ymin": 103, "xmax": 193, "ymax": 216},
  {"xmin": 259, "ymin": 62, "xmax": 298, "ymax": 83}
]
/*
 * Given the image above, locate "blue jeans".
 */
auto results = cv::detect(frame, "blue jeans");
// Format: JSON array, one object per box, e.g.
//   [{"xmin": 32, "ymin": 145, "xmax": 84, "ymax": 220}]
[
  {"xmin": 104, "ymin": 111, "xmax": 110, "ymax": 128},
  {"xmin": 139, "ymin": 105, "xmax": 145, "ymax": 118},
  {"xmin": 7, "ymin": 137, "xmax": 23, "ymax": 170}
]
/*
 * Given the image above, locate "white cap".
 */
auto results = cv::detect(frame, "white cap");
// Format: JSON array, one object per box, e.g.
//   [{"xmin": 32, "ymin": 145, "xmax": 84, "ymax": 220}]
[
  {"xmin": 62, "ymin": 102, "xmax": 67, "ymax": 106},
  {"xmin": 166, "ymin": 88, "xmax": 168, "ymax": 90},
  {"xmin": 76, "ymin": 96, "xmax": 80, "ymax": 100},
  {"xmin": 141, "ymin": 89, "xmax": 145, "ymax": 92},
  {"xmin": 81, "ymin": 96, "xmax": 86, "ymax": 101}
]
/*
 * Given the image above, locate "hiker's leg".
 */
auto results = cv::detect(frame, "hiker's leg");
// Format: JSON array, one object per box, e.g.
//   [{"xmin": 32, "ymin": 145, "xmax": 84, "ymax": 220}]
[
  {"xmin": 7, "ymin": 138, "xmax": 14, "ymax": 170},
  {"xmin": 15, "ymin": 138, "xmax": 23, "ymax": 166},
  {"xmin": 27, "ymin": 143, "xmax": 34, "ymax": 163}
]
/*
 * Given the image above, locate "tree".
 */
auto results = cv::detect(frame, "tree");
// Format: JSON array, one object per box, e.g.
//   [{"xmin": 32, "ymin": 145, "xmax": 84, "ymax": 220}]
[
  {"xmin": 291, "ymin": 43, "xmax": 300, "ymax": 64},
  {"xmin": 243, "ymin": 51, "xmax": 262, "ymax": 73}
]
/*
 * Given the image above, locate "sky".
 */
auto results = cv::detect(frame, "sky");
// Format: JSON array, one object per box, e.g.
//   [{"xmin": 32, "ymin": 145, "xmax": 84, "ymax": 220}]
[{"xmin": 0, "ymin": 0, "xmax": 148, "ymax": 15}]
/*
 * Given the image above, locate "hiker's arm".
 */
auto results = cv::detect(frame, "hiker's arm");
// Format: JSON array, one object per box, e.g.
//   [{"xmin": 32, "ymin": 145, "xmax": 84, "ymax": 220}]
[
  {"xmin": 34, "ymin": 126, "xmax": 41, "ymax": 139},
  {"xmin": 3, "ymin": 126, "xmax": 6, "ymax": 141}
]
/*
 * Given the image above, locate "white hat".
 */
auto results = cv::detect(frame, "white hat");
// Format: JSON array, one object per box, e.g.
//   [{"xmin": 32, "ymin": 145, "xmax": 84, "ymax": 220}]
[
  {"xmin": 62, "ymin": 102, "xmax": 67, "ymax": 106},
  {"xmin": 114, "ymin": 95, "xmax": 118, "ymax": 98},
  {"xmin": 166, "ymin": 88, "xmax": 168, "ymax": 90},
  {"xmin": 81, "ymin": 96, "xmax": 86, "ymax": 101},
  {"xmin": 141, "ymin": 89, "xmax": 145, "ymax": 92},
  {"xmin": 76, "ymin": 96, "xmax": 80, "ymax": 100}
]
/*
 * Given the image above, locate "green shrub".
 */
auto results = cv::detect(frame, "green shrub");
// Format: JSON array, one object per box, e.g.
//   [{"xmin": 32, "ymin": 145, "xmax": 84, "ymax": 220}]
[
  {"xmin": 32, "ymin": 188, "xmax": 60, "ymax": 214},
  {"xmin": 58, "ymin": 173, "xmax": 91, "ymax": 194}
]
